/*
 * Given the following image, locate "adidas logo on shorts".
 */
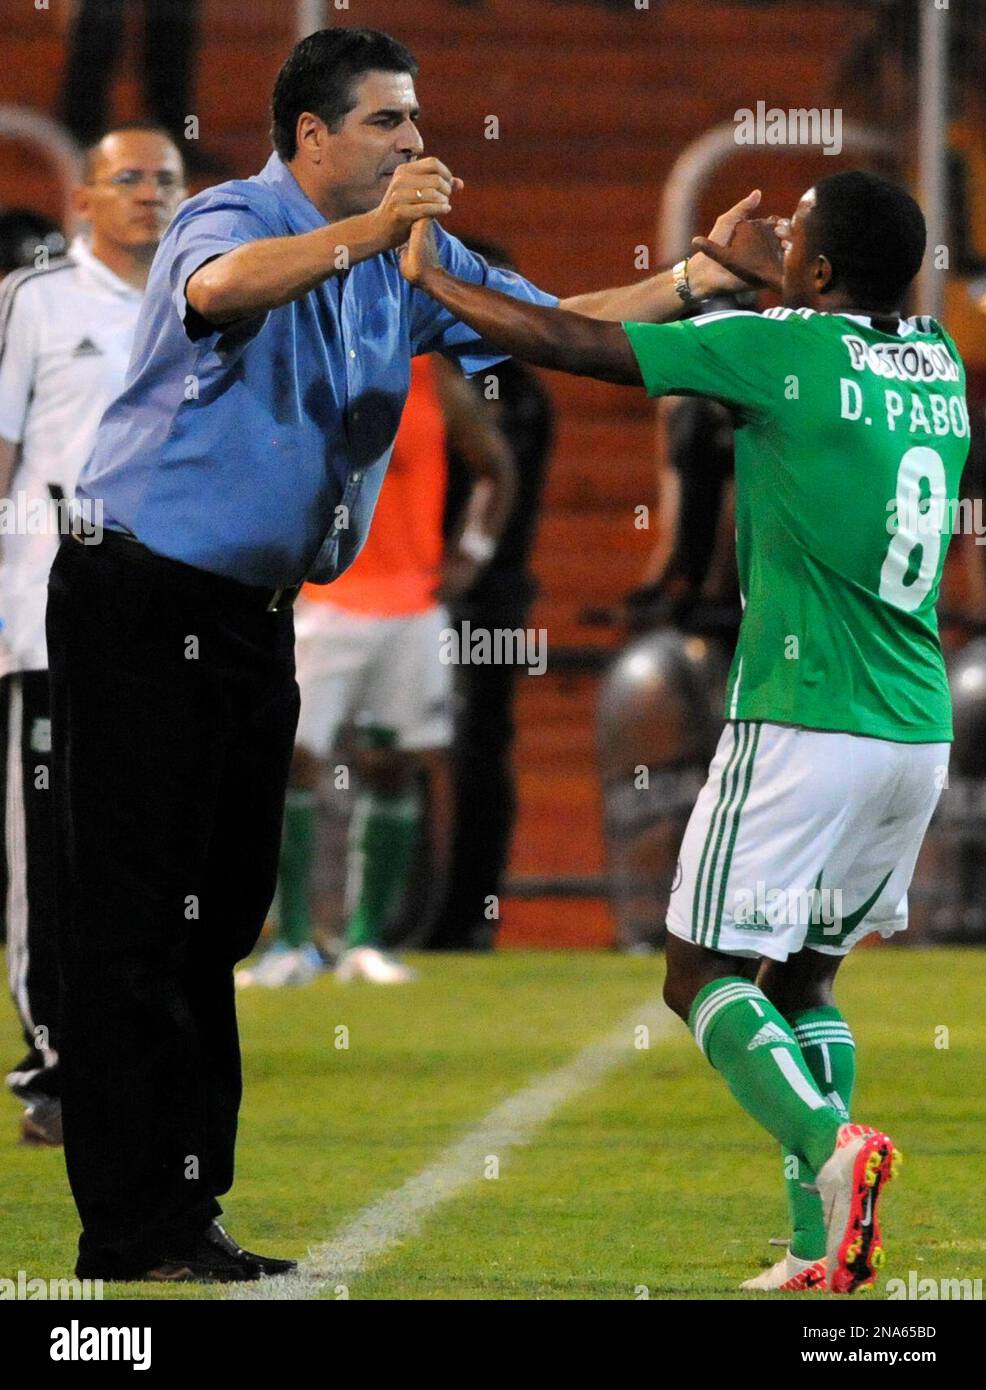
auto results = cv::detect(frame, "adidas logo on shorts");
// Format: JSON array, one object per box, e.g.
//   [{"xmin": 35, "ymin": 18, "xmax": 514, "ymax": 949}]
[
  {"xmin": 734, "ymin": 909, "xmax": 771, "ymax": 931},
  {"xmin": 747, "ymin": 1021, "xmax": 791, "ymax": 1051}
]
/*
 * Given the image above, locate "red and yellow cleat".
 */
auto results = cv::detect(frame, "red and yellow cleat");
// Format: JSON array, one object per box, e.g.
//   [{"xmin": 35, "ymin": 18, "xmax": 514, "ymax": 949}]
[{"xmin": 817, "ymin": 1123, "xmax": 901, "ymax": 1294}]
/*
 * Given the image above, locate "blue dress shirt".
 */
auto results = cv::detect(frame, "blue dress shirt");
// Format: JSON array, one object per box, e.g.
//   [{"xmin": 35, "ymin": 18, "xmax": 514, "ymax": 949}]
[{"xmin": 77, "ymin": 153, "xmax": 558, "ymax": 587}]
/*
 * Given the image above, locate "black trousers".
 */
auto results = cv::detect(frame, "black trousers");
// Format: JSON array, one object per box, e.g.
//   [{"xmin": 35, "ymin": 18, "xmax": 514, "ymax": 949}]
[
  {"xmin": 60, "ymin": 0, "xmax": 200, "ymax": 146},
  {"xmin": 46, "ymin": 534, "xmax": 299, "ymax": 1276},
  {"xmin": 2, "ymin": 671, "xmax": 60, "ymax": 1099},
  {"xmin": 429, "ymin": 603, "xmax": 524, "ymax": 948}
]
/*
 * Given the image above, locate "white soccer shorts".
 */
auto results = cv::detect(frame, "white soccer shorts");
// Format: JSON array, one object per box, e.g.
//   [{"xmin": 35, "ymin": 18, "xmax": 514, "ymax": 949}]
[
  {"xmin": 293, "ymin": 599, "xmax": 453, "ymax": 754},
  {"xmin": 667, "ymin": 720, "xmax": 948, "ymax": 961}
]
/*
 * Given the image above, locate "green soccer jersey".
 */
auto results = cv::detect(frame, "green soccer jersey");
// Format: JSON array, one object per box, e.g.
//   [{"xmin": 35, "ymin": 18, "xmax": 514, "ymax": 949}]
[{"xmin": 625, "ymin": 308, "xmax": 971, "ymax": 742}]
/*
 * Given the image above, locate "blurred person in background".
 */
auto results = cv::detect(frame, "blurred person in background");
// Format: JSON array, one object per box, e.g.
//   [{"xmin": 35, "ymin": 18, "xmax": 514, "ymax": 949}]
[
  {"xmin": 0, "ymin": 125, "xmax": 185, "ymax": 1145},
  {"xmin": 60, "ymin": 0, "xmax": 223, "ymax": 179},
  {"xmin": 0, "ymin": 210, "xmax": 68, "ymax": 957},
  {"xmin": 623, "ymin": 292, "xmax": 755, "ymax": 642},
  {"xmin": 427, "ymin": 236, "xmax": 555, "ymax": 952},
  {"xmin": 239, "ymin": 350, "xmax": 515, "ymax": 988}
]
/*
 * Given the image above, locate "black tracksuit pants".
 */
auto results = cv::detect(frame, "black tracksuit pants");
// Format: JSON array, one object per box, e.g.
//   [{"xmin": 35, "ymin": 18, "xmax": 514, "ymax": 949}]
[
  {"xmin": 46, "ymin": 533, "xmax": 299, "ymax": 1277},
  {"xmin": 2, "ymin": 670, "xmax": 60, "ymax": 1099}
]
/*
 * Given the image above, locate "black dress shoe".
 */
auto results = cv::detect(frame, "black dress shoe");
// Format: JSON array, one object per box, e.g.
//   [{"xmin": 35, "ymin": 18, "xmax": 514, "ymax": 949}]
[
  {"xmin": 203, "ymin": 1221, "xmax": 297, "ymax": 1276},
  {"xmin": 144, "ymin": 1221, "xmax": 296, "ymax": 1283}
]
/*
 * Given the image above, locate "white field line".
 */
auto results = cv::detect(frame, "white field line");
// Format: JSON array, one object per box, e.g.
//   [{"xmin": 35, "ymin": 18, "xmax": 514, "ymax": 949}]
[{"xmin": 228, "ymin": 997, "xmax": 675, "ymax": 1300}]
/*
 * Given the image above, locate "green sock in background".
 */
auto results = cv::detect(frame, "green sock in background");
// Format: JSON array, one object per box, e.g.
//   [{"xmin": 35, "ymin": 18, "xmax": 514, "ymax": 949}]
[
  {"xmin": 277, "ymin": 788, "xmax": 316, "ymax": 948},
  {"xmin": 689, "ymin": 978, "xmax": 842, "ymax": 1175},
  {"xmin": 782, "ymin": 1006, "xmax": 857, "ymax": 1260},
  {"xmin": 344, "ymin": 790, "xmax": 420, "ymax": 949}
]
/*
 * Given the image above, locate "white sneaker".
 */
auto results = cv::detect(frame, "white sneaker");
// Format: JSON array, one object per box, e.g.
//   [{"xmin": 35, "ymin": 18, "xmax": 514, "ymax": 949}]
[
  {"xmin": 740, "ymin": 1251, "xmax": 827, "ymax": 1291},
  {"xmin": 235, "ymin": 944, "xmax": 322, "ymax": 989},
  {"xmin": 816, "ymin": 1122, "xmax": 901, "ymax": 1294},
  {"xmin": 335, "ymin": 947, "xmax": 416, "ymax": 985}
]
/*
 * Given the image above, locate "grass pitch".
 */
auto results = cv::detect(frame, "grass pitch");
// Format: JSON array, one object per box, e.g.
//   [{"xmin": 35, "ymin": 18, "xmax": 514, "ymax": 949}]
[{"xmin": 0, "ymin": 948, "xmax": 982, "ymax": 1300}]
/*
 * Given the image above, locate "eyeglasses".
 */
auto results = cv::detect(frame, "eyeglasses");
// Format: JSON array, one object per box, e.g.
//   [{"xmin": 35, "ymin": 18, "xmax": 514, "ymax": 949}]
[{"xmin": 92, "ymin": 170, "xmax": 183, "ymax": 190}]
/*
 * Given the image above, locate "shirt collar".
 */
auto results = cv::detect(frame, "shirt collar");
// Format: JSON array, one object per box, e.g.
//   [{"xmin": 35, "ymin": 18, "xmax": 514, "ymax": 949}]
[
  {"xmin": 68, "ymin": 236, "xmax": 143, "ymax": 301},
  {"xmin": 256, "ymin": 152, "xmax": 327, "ymax": 232},
  {"xmin": 836, "ymin": 311, "xmax": 912, "ymax": 337}
]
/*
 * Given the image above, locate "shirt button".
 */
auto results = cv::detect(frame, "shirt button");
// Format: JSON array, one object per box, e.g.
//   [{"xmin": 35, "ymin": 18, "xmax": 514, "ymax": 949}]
[
  {"xmin": 352, "ymin": 471, "xmax": 362, "ymax": 482},
  {"xmin": 349, "ymin": 349, "xmax": 357, "ymax": 359}
]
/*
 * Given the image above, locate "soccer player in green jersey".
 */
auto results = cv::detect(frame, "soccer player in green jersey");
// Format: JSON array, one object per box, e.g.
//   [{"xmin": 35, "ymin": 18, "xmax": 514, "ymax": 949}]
[{"xmin": 400, "ymin": 170, "xmax": 970, "ymax": 1293}]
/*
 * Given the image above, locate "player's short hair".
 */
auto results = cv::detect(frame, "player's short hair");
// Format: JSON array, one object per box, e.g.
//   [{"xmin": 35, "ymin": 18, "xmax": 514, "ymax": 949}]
[
  {"xmin": 807, "ymin": 170, "xmax": 926, "ymax": 310},
  {"xmin": 81, "ymin": 122, "xmax": 184, "ymax": 182},
  {"xmin": 271, "ymin": 28, "xmax": 419, "ymax": 161}
]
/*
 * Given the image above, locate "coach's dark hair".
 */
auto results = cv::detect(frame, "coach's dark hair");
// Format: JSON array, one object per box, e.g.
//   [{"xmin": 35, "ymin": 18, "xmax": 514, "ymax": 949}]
[
  {"xmin": 271, "ymin": 28, "xmax": 419, "ymax": 160},
  {"xmin": 806, "ymin": 170, "xmax": 926, "ymax": 311}
]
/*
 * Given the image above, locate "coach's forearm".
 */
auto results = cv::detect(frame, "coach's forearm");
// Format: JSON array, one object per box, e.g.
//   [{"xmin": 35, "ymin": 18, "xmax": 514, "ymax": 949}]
[
  {"xmin": 419, "ymin": 268, "xmax": 640, "ymax": 383},
  {"xmin": 187, "ymin": 214, "xmax": 389, "ymax": 325},
  {"xmin": 560, "ymin": 252, "xmax": 726, "ymax": 323},
  {"xmin": 561, "ymin": 269, "xmax": 683, "ymax": 323}
]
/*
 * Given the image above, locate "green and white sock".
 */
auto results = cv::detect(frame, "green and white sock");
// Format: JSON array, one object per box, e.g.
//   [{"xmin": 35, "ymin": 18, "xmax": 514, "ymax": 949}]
[
  {"xmin": 688, "ymin": 978, "xmax": 842, "ymax": 1174},
  {"xmin": 344, "ymin": 790, "xmax": 419, "ymax": 950},
  {"xmin": 782, "ymin": 1006, "xmax": 857, "ymax": 1260},
  {"xmin": 277, "ymin": 789, "xmax": 315, "ymax": 949}
]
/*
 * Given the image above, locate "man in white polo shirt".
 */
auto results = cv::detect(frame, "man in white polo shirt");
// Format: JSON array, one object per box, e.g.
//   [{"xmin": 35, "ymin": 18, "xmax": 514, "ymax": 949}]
[{"xmin": 0, "ymin": 123, "xmax": 185, "ymax": 1143}]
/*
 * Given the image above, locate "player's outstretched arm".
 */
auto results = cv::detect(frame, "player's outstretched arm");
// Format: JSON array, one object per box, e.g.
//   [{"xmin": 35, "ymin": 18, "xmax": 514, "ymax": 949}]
[{"xmin": 402, "ymin": 221, "xmax": 642, "ymax": 385}]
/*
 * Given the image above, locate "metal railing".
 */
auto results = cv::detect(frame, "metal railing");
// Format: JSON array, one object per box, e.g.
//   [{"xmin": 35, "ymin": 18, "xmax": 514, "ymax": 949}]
[
  {"xmin": 658, "ymin": 121, "xmax": 896, "ymax": 266},
  {"xmin": 0, "ymin": 106, "xmax": 80, "ymax": 232}
]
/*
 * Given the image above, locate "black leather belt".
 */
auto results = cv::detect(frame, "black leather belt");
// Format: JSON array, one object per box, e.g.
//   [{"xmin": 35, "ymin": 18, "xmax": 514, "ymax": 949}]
[{"xmin": 69, "ymin": 527, "xmax": 301, "ymax": 612}]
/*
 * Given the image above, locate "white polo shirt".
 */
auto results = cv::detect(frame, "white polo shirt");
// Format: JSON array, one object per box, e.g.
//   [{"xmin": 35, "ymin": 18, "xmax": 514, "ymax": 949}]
[{"xmin": 0, "ymin": 236, "xmax": 142, "ymax": 672}]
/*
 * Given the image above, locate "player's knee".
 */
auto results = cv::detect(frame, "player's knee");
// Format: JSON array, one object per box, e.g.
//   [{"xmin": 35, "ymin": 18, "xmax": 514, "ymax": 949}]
[
  {"xmin": 758, "ymin": 956, "xmax": 836, "ymax": 1020},
  {"xmin": 661, "ymin": 961, "xmax": 696, "ymax": 1022}
]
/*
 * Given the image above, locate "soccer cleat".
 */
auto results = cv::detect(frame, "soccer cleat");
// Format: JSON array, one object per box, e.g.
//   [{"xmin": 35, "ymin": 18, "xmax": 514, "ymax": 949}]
[
  {"xmin": 740, "ymin": 1251, "xmax": 827, "ymax": 1291},
  {"xmin": 816, "ymin": 1122, "xmax": 901, "ymax": 1294},
  {"xmin": 335, "ymin": 946, "xmax": 416, "ymax": 985},
  {"xmin": 235, "ymin": 942, "xmax": 323, "ymax": 989}
]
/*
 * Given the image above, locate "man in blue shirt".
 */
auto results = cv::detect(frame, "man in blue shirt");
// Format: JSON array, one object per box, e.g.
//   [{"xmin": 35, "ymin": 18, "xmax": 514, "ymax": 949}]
[{"xmin": 48, "ymin": 27, "xmax": 757, "ymax": 1282}]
